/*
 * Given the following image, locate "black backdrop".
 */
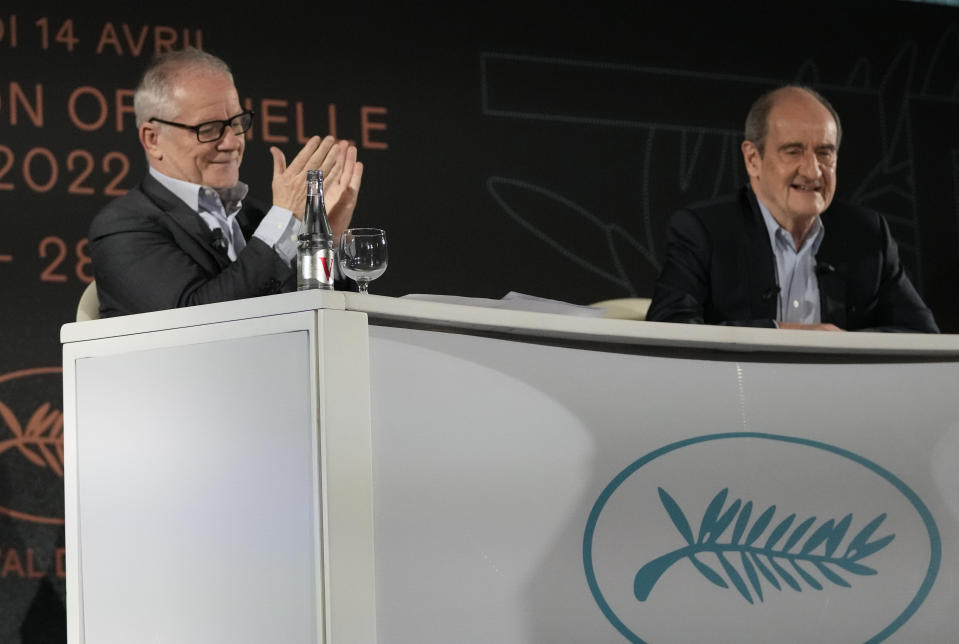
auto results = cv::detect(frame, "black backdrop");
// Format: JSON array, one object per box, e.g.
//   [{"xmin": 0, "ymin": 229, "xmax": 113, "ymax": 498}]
[{"xmin": 2, "ymin": 1, "xmax": 958, "ymax": 640}]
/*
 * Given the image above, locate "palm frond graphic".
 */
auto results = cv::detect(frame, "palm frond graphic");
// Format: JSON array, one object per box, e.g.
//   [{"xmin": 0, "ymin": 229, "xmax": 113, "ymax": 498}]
[
  {"xmin": 634, "ymin": 487, "xmax": 894, "ymax": 604},
  {"xmin": 0, "ymin": 400, "xmax": 65, "ymax": 476}
]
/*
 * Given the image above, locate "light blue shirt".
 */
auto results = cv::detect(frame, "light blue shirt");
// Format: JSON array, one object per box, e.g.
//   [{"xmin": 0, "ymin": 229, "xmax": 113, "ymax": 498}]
[
  {"xmin": 756, "ymin": 198, "xmax": 825, "ymax": 325},
  {"xmin": 149, "ymin": 167, "xmax": 301, "ymax": 264}
]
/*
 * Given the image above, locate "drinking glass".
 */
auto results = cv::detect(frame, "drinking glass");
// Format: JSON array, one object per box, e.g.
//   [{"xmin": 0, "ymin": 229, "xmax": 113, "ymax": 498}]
[{"xmin": 338, "ymin": 228, "xmax": 388, "ymax": 294}]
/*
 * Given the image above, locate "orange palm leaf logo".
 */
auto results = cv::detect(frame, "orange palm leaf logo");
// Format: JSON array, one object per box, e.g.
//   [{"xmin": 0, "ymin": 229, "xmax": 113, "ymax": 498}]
[{"xmin": 0, "ymin": 400, "xmax": 64, "ymax": 477}]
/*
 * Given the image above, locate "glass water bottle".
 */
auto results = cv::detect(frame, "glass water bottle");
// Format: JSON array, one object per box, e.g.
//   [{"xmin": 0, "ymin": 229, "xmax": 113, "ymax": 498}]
[{"xmin": 297, "ymin": 169, "xmax": 335, "ymax": 290}]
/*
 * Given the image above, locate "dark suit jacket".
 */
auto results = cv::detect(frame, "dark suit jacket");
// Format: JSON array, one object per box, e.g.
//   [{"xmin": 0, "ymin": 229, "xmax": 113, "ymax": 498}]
[
  {"xmin": 89, "ymin": 173, "xmax": 295, "ymax": 317},
  {"xmin": 646, "ymin": 186, "xmax": 939, "ymax": 333}
]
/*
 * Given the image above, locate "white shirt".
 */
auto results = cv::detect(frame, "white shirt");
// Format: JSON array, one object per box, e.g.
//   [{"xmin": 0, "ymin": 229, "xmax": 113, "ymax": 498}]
[
  {"xmin": 757, "ymin": 198, "xmax": 825, "ymax": 325},
  {"xmin": 149, "ymin": 167, "xmax": 301, "ymax": 264}
]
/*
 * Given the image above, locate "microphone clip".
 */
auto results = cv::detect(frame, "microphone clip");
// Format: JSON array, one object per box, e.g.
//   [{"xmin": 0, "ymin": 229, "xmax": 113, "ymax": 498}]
[
  {"xmin": 209, "ymin": 228, "xmax": 228, "ymax": 251},
  {"xmin": 815, "ymin": 261, "xmax": 836, "ymax": 275}
]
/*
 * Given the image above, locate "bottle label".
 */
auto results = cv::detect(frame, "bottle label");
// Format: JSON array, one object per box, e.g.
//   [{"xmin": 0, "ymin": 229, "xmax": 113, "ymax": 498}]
[{"xmin": 297, "ymin": 245, "xmax": 335, "ymax": 290}]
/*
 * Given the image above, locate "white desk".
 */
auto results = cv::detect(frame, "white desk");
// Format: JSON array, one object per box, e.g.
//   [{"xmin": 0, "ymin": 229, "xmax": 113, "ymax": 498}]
[{"xmin": 62, "ymin": 292, "xmax": 959, "ymax": 643}]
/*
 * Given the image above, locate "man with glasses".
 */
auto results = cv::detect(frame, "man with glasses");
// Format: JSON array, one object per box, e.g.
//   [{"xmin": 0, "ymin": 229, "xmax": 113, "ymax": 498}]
[{"xmin": 88, "ymin": 47, "xmax": 363, "ymax": 317}]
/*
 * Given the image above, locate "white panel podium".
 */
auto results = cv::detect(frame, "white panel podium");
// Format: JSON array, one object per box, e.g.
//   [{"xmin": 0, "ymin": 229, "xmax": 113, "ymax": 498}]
[{"xmin": 62, "ymin": 292, "xmax": 959, "ymax": 643}]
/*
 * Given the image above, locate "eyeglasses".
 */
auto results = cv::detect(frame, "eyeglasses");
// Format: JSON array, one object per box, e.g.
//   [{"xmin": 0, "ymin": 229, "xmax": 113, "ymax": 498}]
[{"xmin": 149, "ymin": 110, "xmax": 255, "ymax": 143}]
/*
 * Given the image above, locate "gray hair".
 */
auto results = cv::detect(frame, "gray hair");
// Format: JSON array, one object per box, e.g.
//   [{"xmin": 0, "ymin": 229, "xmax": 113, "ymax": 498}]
[
  {"xmin": 744, "ymin": 85, "xmax": 842, "ymax": 155},
  {"xmin": 133, "ymin": 47, "xmax": 233, "ymax": 127}
]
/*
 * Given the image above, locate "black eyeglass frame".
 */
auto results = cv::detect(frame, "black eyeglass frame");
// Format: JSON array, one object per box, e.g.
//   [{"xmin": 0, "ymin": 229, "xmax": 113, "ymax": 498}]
[{"xmin": 148, "ymin": 110, "xmax": 255, "ymax": 143}]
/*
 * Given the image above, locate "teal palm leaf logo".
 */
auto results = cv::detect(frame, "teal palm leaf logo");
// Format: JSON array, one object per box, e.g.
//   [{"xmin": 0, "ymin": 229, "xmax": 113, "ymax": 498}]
[{"xmin": 634, "ymin": 487, "xmax": 895, "ymax": 604}]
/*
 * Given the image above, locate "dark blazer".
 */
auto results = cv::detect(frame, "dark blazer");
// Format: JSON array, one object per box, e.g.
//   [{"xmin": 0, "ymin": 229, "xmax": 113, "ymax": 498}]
[
  {"xmin": 647, "ymin": 186, "xmax": 939, "ymax": 333},
  {"xmin": 89, "ymin": 173, "xmax": 295, "ymax": 317}
]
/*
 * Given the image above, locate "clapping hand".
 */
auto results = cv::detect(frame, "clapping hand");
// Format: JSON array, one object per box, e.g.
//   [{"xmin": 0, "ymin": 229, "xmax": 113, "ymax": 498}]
[{"xmin": 269, "ymin": 135, "xmax": 364, "ymax": 236}]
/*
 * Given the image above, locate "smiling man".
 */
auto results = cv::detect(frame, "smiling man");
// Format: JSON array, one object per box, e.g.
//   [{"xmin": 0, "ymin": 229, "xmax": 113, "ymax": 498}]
[
  {"xmin": 647, "ymin": 85, "xmax": 938, "ymax": 333},
  {"xmin": 88, "ymin": 48, "xmax": 363, "ymax": 317}
]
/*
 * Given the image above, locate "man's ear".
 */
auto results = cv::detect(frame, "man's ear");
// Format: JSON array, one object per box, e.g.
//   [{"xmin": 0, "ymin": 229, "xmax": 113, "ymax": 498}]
[
  {"xmin": 741, "ymin": 140, "xmax": 761, "ymax": 178},
  {"xmin": 140, "ymin": 123, "xmax": 163, "ymax": 161}
]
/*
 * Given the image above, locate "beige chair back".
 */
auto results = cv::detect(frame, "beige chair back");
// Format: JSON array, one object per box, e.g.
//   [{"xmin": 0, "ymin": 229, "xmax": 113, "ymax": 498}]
[{"xmin": 76, "ymin": 281, "xmax": 100, "ymax": 321}]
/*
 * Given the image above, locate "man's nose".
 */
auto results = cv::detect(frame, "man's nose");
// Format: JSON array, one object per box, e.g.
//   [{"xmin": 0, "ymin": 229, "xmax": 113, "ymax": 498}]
[
  {"xmin": 217, "ymin": 126, "xmax": 242, "ymax": 149},
  {"xmin": 798, "ymin": 149, "xmax": 822, "ymax": 178}
]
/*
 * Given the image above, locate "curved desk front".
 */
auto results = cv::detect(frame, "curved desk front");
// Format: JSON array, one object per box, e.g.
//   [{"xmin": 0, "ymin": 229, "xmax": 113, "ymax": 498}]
[{"xmin": 61, "ymin": 291, "xmax": 959, "ymax": 643}]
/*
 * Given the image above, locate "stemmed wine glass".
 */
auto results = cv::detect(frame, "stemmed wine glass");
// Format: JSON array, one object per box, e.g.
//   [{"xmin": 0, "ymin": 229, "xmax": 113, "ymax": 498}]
[{"xmin": 338, "ymin": 228, "xmax": 388, "ymax": 294}]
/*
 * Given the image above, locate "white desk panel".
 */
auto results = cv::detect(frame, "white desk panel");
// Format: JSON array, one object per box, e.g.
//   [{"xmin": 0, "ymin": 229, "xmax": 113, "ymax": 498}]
[
  {"xmin": 368, "ymin": 324, "xmax": 958, "ymax": 644},
  {"xmin": 74, "ymin": 330, "xmax": 319, "ymax": 644}
]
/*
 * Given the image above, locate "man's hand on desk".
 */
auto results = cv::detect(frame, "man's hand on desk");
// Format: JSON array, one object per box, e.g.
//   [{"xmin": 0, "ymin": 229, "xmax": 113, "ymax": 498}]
[{"xmin": 779, "ymin": 322, "xmax": 845, "ymax": 331}]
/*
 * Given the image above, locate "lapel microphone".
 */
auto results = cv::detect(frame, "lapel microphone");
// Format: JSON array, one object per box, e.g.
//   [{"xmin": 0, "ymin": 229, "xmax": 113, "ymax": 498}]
[
  {"xmin": 815, "ymin": 261, "xmax": 836, "ymax": 275},
  {"xmin": 208, "ymin": 228, "xmax": 228, "ymax": 251}
]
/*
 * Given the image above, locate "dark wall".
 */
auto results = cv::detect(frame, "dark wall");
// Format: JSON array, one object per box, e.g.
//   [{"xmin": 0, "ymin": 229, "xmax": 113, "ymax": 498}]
[{"xmin": 2, "ymin": 1, "xmax": 957, "ymax": 640}]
